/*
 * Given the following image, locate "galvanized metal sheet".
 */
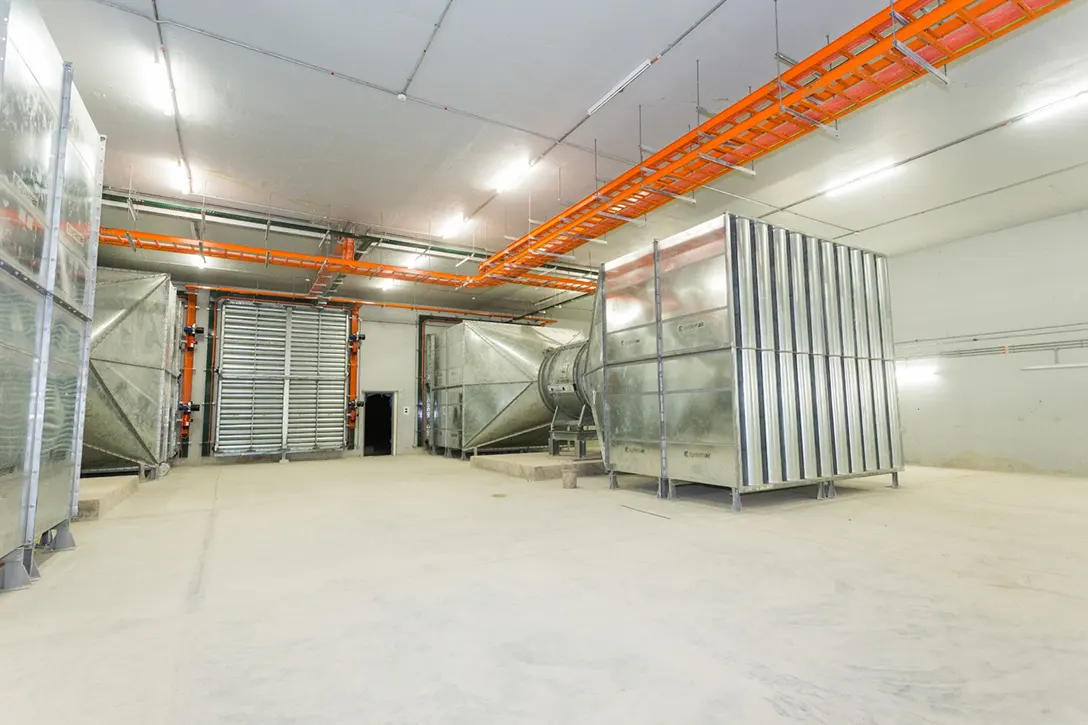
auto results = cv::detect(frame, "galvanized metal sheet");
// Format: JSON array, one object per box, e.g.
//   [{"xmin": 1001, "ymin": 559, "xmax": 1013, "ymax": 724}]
[
  {"xmin": 871, "ymin": 359, "xmax": 892, "ymax": 470},
  {"xmin": 772, "ymin": 229, "xmax": 794, "ymax": 352},
  {"xmin": 0, "ymin": 271, "xmax": 42, "ymax": 557},
  {"xmin": 875, "ymin": 255, "xmax": 896, "ymax": 360},
  {"xmin": 788, "ymin": 233, "xmax": 811, "ymax": 354},
  {"xmin": 82, "ymin": 269, "xmax": 178, "ymax": 469},
  {"xmin": 836, "ymin": 245, "xmax": 856, "ymax": 358},
  {"xmin": 809, "ymin": 237, "xmax": 831, "ymax": 352},
  {"xmin": 753, "ymin": 223, "xmax": 775, "ymax": 351},
  {"xmin": 778, "ymin": 353, "xmax": 801, "ymax": 482},
  {"xmin": 843, "ymin": 356, "xmax": 863, "ymax": 474},
  {"xmin": 795, "ymin": 353, "xmax": 818, "ymax": 480},
  {"xmin": 826, "ymin": 355, "xmax": 848, "ymax": 475},
  {"xmin": 0, "ymin": 38, "xmax": 59, "ymax": 288},
  {"xmin": 857, "ymin": 358, "xmax": 878, "ymax": 470},
  {"xmin": 885, "ymin": 360, "xmax": 905, "ymax": 468},
  {"xmin": 730, "ymin": 215, "xmax": 758, "ymax": 350},
  {"xmin": 849, "ymin": 248, "xmax": 868, "ymax": 360},
  {"xmin": 35, "ymin": 303, "xmax": 86, "ymax": 536},
  {"xmin": 863, "ymin": 253, "xmax": 882, "ymax": 360},
  {"xmin": 738, "ymin": 349, "xmax": 763, "ymax": 486},
  {"xmin": 660, "ymin": 308, "xmax": 730, "ymax": 356}
]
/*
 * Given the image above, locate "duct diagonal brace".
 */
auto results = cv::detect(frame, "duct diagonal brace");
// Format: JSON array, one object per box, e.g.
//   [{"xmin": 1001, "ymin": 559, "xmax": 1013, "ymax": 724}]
[{"xmin": 891, "ymin": 38, "xmax": 949, "ymax": 85}]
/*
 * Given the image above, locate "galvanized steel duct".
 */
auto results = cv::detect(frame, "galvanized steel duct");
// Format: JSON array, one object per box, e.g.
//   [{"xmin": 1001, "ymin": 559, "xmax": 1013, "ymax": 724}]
[{"xmin": 537, "ymin": 340, "xmax": 592, "ymax": 419}]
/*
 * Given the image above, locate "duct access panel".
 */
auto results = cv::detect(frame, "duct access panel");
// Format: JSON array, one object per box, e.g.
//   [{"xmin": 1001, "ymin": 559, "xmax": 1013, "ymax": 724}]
[{"xmin": 584, "ymin": 213, "xmax": 903, "ymax": 507}]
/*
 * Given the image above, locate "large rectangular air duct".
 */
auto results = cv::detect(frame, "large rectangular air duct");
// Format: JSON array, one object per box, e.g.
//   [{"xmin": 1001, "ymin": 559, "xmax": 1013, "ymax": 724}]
[
  {"xmin": 428, "ymin": 321, "xmax": 581, "ymax": 452},
  {"xmin": 584, "ymin": 213, "xmax": 903, "ymax": 502},
  {"xmin": 81, "ymin": 269, "xmax": 182, "ymax": 473}
]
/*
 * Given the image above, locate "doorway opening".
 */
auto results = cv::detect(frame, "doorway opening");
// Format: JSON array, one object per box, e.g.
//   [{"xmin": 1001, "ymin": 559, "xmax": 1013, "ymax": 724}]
[{"xmin": 362, "ymin": 392, "xmax": 394, "ymax": 456}]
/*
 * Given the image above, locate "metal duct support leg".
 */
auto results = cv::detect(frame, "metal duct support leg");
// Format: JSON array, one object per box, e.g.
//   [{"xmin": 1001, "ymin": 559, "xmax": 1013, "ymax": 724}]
[
  {"xmin": 892, "ymin": 471, "xmax": 900, "ymax": 488},
  {"xmin": 732, "ymin": 488, "xmax": 742, "ymax": 514},
  {"xmin": 460, "ymin": 449, "xmax": 467, "ymax": 461},
  {"xmin": 817, "ymin": 481, "xmax": 838, "ymax": 500},
  {"xmin": 607, "ymin": 471, "xmax": 618, "ymax": 490},
  {"xmin": 1, "ymin": 549, "xmax": 33, "ymax": 592},
  {"xmin": 42, "ymin": 521, "xmax": 77, "ymax": 551}
]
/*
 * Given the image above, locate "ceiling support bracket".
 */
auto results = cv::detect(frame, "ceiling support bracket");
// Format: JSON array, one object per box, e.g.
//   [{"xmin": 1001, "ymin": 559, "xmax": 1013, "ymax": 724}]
[
  {"xmin": 782, "ymin": 106, "xmax": 839, "ymax": 138},
  {"xmin": 891, "ymin": 39, "xmax": 950, "ymax": 85},
  {"xmin": 698, "ymin": 153, "xmax": 756, "ymax": 177},
  {"xmin": 596, "ymin": 210, "xmax": 647, "ymax": 227}
]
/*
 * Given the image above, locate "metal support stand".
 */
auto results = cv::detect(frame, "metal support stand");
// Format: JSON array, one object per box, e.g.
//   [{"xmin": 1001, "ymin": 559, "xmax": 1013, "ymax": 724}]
[
  {"xmin": 828, "ymin": 481, "xmax": 837, "ymax": 499},
  {"xmin": 892, "ymin": 471, "xmax": 900, "ymax": 488},
  {"xmin": 444, "ymin": 446, "xmax": 451, "ymax": 458},
  {"xmin": 817, "ymin": 482, "xmax": 827, "ymax": 500},
  {"xmin": 732, "ymin": 488, "xmax": 742, "ymax": 513},
  {"xmin": 607, "ymin": 471, "xmax": 618, "ymax": 490},
  {"xmin": 0, "ymin": 550, "xmax": 33, "ymax": 592},
  {"xmin": 45, "ymin": 521, "xmax": 76, "ymax": 551}
]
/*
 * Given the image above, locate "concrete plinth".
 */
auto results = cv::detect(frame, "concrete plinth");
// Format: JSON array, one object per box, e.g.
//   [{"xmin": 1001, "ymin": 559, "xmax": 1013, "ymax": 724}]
[
  {"xmin": 76, "ymin": 475, "xmax": 139, "ymax": 521},
  {"xmin": 470, "ymin": 452, "xmax": 605, "ymax": 481}
]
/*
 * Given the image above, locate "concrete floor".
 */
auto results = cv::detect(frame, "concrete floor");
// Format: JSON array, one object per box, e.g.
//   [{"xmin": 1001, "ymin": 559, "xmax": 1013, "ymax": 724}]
[{"xmin": 1, "ymin": 457, "xmax": 1086, "ymax": 724}]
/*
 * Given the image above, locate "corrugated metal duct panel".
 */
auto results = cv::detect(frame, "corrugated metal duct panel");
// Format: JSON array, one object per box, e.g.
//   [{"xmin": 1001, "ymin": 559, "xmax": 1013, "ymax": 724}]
[
  {"xmin": 214, "ymin": 300, "xmax": 348, "ymax": 456},
  {"xmin": 82, "ymin": 269, "xmax": 180, "ymax": 470},
  {"xmin": 589, "ymin": 213, "xmax": 903, "ymax": 495}
]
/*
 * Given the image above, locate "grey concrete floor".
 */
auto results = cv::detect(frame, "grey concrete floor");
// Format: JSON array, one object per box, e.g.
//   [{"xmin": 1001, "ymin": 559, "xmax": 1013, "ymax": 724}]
[{"xmin": 1, "ymin": 457, "xmax": 1086, "ymax": 724}]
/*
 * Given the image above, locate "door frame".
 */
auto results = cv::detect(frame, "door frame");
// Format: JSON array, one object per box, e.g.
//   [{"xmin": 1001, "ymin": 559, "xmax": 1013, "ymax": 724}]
[{"xmin": 360, "ymin": 390, "xmax": 397, "ymax": 456}]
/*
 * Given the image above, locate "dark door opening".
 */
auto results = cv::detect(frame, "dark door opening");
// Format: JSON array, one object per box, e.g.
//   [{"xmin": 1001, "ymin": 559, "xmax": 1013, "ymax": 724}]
[{"xmin": 363, "ymin": 393, "xmax": 394, "ymax": 456}]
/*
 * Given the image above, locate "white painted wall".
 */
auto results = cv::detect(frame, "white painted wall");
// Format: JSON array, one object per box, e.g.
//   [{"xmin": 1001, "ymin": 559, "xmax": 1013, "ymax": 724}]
[
  {"xmin": 888, "ymin": 209, "xmax": 1088, "ymax": 475},
  {"xmin": 356, "ymin": 314, "xmax": 421, "ymax": 455}
]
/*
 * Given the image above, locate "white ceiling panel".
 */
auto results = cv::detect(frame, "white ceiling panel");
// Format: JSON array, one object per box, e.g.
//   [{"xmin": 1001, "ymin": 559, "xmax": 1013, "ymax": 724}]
[
  {"xmin": 409, "ymin": 0, "xmax": 726, "ymax": 139},
  {"xmin": 164, "ymin": 25, "xmax": 554, "ymax": 231},
  {"xmin": 791, "ymin": 99, "xmax": 1088, "ymax": 232},
  {"xmin": 36, "ymin": 0, "xmax": 180, "ymax": 190},
  {"xmin": 838, "ymin": 162, "xmax": 1088, "ymax": 256},
  {"xmin": 157, "ymin": 0, "xmax": 449, "ymax": 92},
  {"xmin": 564, "ymin": 0, "xmax": 889, "ymax": 161}
]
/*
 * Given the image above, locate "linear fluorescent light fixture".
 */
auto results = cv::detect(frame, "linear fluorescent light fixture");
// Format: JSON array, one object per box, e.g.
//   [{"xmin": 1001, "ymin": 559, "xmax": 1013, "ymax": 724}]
[
  {"xmin": 588, "ymin": 59, "xmax": 653, "ymax": 116},
  {"xmin": 438, "ymin": 214, "xmax": 471, "ymax": 239},
  {"xmin": 149, "ymin": 54, "xmax": 174, "ymax": 117},
  {"xmin": 825, "ymin": 163, "xmax": 899, "ymax": 198},
  {"xmin": 1021, "ymin": 89, "xmax": 1088, "ymax": 124},
  {"xmin": 490, "ymin": 158, "xmax": 536, "ymax": 193}
]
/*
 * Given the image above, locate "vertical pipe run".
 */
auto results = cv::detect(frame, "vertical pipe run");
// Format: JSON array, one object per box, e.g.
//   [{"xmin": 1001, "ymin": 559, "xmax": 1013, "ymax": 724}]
[
  {"xmin": 348, "ymin": 306, "xmax": 360, "ymax": 448},
  {"xmin": 180, "ymin": 292, "xmax": 198, "ymax": 447}
]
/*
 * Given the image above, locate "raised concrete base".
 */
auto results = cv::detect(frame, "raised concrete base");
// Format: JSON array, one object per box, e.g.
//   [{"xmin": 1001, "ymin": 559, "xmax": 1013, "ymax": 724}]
[
  {"xmin": 76, "ymin": 475, "xmax": 139, "ymax": 521},
  {"xmin": 470, "ymin": 452, "xmax": 605, "ymax": 481}
]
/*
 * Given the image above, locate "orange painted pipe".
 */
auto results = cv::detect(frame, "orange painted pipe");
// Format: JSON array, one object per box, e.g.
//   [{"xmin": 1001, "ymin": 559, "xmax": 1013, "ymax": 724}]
[
  {"xmin": 100, "ymin": 228, "xmax": 596, "ymax": 294},
  {"xmin": 182, "ymin": 284, "xmax": 557, "ymax": 324}
]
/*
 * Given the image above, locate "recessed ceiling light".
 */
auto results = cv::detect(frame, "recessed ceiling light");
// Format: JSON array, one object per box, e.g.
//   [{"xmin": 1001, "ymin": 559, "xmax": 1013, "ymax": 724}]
[
  {"xmin": 171, "ymin": 160, "xmax": 191, "ymax": 194},
  {"xmin": 149, "ymin": 55, "xmax": 174, "ymax": 116},
  {"xmin": 825, "ymin": 163, "xmax": 899, "ymax": 198},
  {"xmin": 438, "ymin": 214, "xmax": 471, "ymax": 239},
  {"xmin": 489, "ymin": 158, "xmax": 536, "ymax": 193}
]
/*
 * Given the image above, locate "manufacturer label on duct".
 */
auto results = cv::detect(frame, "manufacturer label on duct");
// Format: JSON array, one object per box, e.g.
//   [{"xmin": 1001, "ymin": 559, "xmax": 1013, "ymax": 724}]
[
  {"xmin": 683, "ymin": 450, "xmax": 711, "ymax": 459},
  {"xmin": 623, "ymin": 446, "xmax": 646, "ymax": 454},
  {"xmin": 620, "ymin": 338, "xmax": 642, "ymax": 347},
  {"xmin": 677, "ymin": 321, "xmax": 706, "ymax": 335}
]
